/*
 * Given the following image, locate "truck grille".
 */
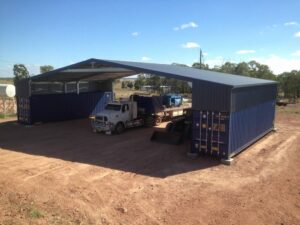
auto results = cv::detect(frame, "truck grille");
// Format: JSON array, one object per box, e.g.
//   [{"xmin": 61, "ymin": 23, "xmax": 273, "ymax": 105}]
[{"xmin": 95, "ymin": 116, "xmax": 107, "ymax": 122}]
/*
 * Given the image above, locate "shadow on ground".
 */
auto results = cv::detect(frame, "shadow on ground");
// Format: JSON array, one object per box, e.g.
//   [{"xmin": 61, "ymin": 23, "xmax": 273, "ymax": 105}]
[{"xmin": 0, "ymin": 119, "xmax": 220, "ymax": 178}]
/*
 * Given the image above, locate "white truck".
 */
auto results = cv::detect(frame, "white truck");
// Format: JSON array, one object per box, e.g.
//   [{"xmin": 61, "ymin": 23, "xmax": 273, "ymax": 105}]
[
  {"xmin": 91, "ymin": 98, "xmax": 149, "ymax": 134},
  {"xmin": 91, "ymin": 95, "xmax": 191, "ymax": 134}
]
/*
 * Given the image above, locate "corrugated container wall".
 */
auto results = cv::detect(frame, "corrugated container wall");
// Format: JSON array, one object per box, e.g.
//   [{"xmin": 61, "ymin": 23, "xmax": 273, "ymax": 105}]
[
  {"xmin": 192, "ymin": 80, "xmax": 231, "ymax": 111},
  {"xmin": 228, "ymin": 84, "xmax": 277, "ymax": 157},
  {"xmin": 191, "ymin": 82, "xmax": 277, "ymax": 159},
  {"xmin": 228, "ymin": 99, "xmax": 275, "ymax": 157},
  {"xmin": 17, "ymin": 92, "xmax": 112, "ymax": 124},
  {"xmin": 16, "ymin": 79, "xmax": 114, "ymax": 124},
  {"xmin": 230, "ymin": 84, "xmax": 277, "ymax": 112}
]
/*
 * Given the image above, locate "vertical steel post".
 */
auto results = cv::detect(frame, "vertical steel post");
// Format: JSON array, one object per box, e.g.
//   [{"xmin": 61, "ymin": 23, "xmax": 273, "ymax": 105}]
[
  {"xmin": 206, "ymin": 111, "xmax": 208, "ymax": 153},
  {"xmin": 211, "ymin": 112, "xmax": 214, "ymax": 154},
  {"xmin": 64, "ymin": 82, "xmax": 67, "ymax": 93},
  {"xmin": 76, "ymin": 81, "xmax": 80, "ymax": 94},
  {"xmin": 199, "ymin": 111, "xmax": 202, "ymax": 152},
  {"xmin": 28, "ymin": 79, "xmax": 32, "ymax": 97}
]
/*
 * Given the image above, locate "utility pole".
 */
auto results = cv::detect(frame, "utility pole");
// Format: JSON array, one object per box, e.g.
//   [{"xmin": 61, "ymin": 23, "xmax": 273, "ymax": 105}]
[{"xmin": 199, "ymin": 48, "xmax": 203, "ymax": 69}]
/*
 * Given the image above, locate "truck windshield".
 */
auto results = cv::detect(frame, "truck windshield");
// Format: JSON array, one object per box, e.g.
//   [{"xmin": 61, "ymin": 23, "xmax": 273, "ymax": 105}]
[{"xmin": 105, "ymin": 104, "xmax": 121, "ymax": 111}]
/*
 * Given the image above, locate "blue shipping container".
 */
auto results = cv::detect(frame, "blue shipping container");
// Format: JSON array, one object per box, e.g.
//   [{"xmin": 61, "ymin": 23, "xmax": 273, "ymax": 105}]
[
  {"xmin": 17, "ymin": 97, "xmax": 32, "ymax": 124},
  {"xmin": 191, "ymin": 100, "xmax": 275, "ymax": 159},
  {"xmin": 162, "ymin": 94, "xmax": 183, "ymax": 108},
  {"xmin": 228, "ymin": 100, "xmax": 275, "ymax": 157},
  {"xmin": 191, "ymin": 110, "xmax": 230, "ymax": 158},
  {"xmin": 17, "ymin": 91, "xmax": 112, "ymax": 124}
]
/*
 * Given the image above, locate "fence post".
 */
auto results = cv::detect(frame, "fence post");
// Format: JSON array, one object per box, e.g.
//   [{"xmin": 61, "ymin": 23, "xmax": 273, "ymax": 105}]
[{"xmin": 3, "ymin": 97, "xmax": 6, "ymax": 118}]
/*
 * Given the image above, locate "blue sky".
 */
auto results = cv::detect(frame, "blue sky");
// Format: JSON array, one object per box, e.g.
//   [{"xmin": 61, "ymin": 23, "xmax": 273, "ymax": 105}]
[{"xmin": 0, "ymin": 0, "xmax": 300, "ymax": 77}]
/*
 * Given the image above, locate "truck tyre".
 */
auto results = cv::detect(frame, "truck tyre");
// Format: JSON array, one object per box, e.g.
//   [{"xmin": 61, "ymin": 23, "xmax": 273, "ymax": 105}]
[
  {"xmin": 115, "ymin": 122, "xmax": 125, "ymax": 134},
  {"xmin": 144, "ymin": 116, "xmax": 154, "ymax": 127},
  {"xmin": 155, "ymin": 116, "xmax": 162, "ymax": 125},
  {"xmin": 166, "ymin": 122, "xmax": 174, "ymax": 132}
]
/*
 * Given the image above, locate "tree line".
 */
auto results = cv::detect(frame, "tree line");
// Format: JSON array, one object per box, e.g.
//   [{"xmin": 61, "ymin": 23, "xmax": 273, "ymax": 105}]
[
  {"xmin": 12, "ymin": 64, "xmax": 53, "ymax": 83},
  {"xmin": 123, "ymin": 73, "xmax": 192, "ymax": 94},
  {"xmin": 195, "ymin": 60, "xmax": 299, "ymax": 101}
]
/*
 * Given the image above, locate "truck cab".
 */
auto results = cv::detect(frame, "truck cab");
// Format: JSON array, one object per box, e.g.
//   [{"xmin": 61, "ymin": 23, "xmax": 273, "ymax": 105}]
[{"xmin": 92, "ymin": 101, "xmax": 139, "ymax": 134}]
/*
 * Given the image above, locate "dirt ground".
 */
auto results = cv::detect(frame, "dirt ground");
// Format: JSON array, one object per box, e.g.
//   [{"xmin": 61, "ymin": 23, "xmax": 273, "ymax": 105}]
[{"xmin": 0, "ymin": 105, "xmax": 299, "ymax": 225}]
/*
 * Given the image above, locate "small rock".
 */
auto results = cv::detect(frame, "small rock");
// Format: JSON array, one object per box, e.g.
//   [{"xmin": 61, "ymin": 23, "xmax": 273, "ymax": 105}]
[{"xmin": 116, "ymin": 207, "xmax": 127, "ymax": 213}]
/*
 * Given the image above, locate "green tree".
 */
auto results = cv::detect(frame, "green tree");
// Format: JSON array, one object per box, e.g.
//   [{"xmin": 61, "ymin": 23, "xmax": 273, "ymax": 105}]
[
  {"xmin": 134, "ymin": 74, "xmax": 146, "ymax": 90},
  {"xmin": 235, "ymin": 62, "xmax": 250, "ymax": 76},
  {"xmin": 219, "ymin": 62, "xmax": 236, "ymax": 74},
  {"xmin": 192, "ymin": 62, "xmax": 210, "ymax": 70},
  {"xmin": 248, "ymin": 60, "xmax": 275, "ymax": 80},
  {"xmin": 134, "ymin": 82, "xmax": 140, "ymax": 90},
  {"xmin": 13, "ymin": 64, "xmax": 29, "ymax": 84},
  {"xmin": 160, "ymin": 77, "xmax": 191, "ymax": 93},
  {"xmin": 277, "ymin": 70, "xmax": 300, "ymax": 101},
  {"xmin": 121, "ymin": 81, "xmax": 126, "ymax": 89},
  {"xmin": 127, "ymin": 81, "xmax": 133, "ymax": 89},
  {"xmin": 147, "ymin": 75, "xmax": 161, "ymax": 91},
  {"xmin": 40, "ymin": 65, "xmax": 54, "ymax": 73}
]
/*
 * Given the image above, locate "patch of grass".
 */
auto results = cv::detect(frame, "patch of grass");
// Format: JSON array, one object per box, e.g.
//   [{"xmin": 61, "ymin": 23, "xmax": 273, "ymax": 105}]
[
  {"xmin": 0, "ymin": 77, "xmax": 13, "ymax": 84},
  {"xmin": 277, "ymin": 105, "xmax": 300, "ymax": 114},
  {"xmin": 114, "ymin": 88, "xmax": 150, "ymax": 99},
  {"xmin": 0, "ymin": 113, "xmax": 16, "ymax": 119},
  {"xmin": 28, "ymin": 208, "xmax": 44, "ymax": 219}
]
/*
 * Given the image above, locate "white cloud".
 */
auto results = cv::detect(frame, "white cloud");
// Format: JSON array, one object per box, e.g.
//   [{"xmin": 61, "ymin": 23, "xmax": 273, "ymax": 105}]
[
  {"xmin": 141, "ymin": 56, "xmax": 152, "ymax": 61},
  {"xmin": 284, "ymin": 21, "xmax": 299, "ymax": 26},
  {"xmin": 173, "ymin": 22, "xmax": 198, "ymax": 31},
  {"xmin": 252, "ymin": 54, "xmax": 300, "ymax": 74},
  {"xmin": 181, "ymin": 42, "xmax": 200, "ymax": 48},
  {"xmin": 236, "ymin": 50, "xmax": 256, "ymax": 54},
  {"xmin": 292, "ymin": 50, "xmax": 300, "ymax": 57},
  {"xmin": 203, "ymin": 52, "xmax": 208, "ymax": 56},
  {"xmin": 131, "ymin": 32, "xmax": 140, "ymax": 37},
  {"xmin": 181, "ymin": 22, "xmax": 198, "ymax": 29},
  {"xmin": 294, "ymin": 31, "xmax": 300, "ymax": 37}
]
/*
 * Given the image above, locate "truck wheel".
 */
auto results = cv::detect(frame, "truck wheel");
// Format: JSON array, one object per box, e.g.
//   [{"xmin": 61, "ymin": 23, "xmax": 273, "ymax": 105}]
[
  {"xmin": 155, "ymin": 116, "xmax": 162, "ymax": 125},
  {"xmin": 115, "ymin": 122, "xmax": 125, "ymax": 134},
  {"xmin": 166, "ymin": 122, "xmax": 174, "ymax": 132},
  {"xmin": 144, "ymin": 116, "xmax": 154, "ymax": 127}
]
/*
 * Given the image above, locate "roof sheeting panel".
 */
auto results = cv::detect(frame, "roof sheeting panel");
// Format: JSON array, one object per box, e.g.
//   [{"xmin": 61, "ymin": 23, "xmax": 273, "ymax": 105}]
[
  {"xmin": 31, "ymin": 58, "xmax": 277, "ymax": 88},
  {"xmin": 99, "ymin": 59, "xmax": 276, "ymax": 87}
]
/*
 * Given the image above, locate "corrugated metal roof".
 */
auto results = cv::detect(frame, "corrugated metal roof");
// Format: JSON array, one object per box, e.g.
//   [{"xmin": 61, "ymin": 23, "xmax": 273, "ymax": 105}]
[{"xmin": 31, "ymin": 58, "xmax": 277, "ymax": 87}]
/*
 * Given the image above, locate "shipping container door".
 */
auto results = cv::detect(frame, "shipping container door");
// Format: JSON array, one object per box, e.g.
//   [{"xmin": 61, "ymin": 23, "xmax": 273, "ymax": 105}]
[
  {"xmin": 192, "ymin": 110, "xmax": 229, "ymax": 158},
  {"xmin": 17, "ymin": 97, "xmax": 31, "ymax": 124}
]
